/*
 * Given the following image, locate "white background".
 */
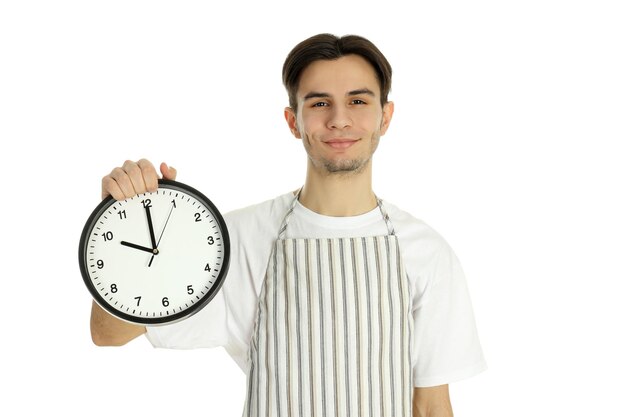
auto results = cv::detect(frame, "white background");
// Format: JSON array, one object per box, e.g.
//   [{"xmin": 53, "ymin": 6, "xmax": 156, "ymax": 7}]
[{"xmin": 1, "ymin": 1, "xmax": 624, "ymax": 415}]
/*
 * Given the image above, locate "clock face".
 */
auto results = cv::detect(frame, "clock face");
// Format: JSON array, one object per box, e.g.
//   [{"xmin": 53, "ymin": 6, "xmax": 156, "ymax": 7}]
[{"xmin": 79, "ymin": 179, "xmax": 230, "ymax": 325}]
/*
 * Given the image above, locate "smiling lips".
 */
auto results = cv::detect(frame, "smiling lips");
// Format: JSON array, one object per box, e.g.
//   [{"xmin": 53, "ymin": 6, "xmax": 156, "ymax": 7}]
[{"xmin": 324, "ymin": 138, "xmax": 359, "ymax": 149}]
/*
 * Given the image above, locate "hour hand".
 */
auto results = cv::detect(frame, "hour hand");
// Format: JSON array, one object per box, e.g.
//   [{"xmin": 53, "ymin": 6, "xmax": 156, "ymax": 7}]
[{"xmin": 120, "ymin": 241, "xmax": 157, "ymax": 254}]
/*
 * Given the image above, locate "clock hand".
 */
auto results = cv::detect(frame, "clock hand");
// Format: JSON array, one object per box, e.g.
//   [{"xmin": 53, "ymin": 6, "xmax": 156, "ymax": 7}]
[
  {"xmin": 148, "ymin": 202, "xmax": 175, "ymax": 268},
  {"xmin": 120, "ymin": 241, "xmax": 159, "ymax": 254},
  {"xmin": 145, "ymin": 205, "xmax": 158, "ymax": 249},
  {"xmin": 156, "ymin": 202, "xmax": 176, "ymax": 248}
]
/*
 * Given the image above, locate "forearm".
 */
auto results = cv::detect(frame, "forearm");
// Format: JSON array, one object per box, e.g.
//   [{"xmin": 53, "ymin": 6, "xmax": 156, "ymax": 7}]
[
  {"xmin": 90, "ymin": 301, "xmax": 146, "ymax": 346},
  {"xmin": 413, "ymin": 385, "xmax": 453, "ymax": 417},
  {"xmin": 413, "ymin": 404, "xmax": 453, "ymax": 417}
]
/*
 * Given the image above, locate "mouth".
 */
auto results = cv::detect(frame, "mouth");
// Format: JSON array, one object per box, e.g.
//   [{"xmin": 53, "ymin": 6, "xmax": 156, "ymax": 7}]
[{"xmin": 323, "ymin": 138, "xmax": 359, "ymax": 150}]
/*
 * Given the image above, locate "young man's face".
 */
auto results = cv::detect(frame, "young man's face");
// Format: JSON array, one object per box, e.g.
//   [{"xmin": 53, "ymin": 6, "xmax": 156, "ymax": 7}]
[{"xmin": 285, "ymin": 54, "xmax": 394, "ymax": 175}]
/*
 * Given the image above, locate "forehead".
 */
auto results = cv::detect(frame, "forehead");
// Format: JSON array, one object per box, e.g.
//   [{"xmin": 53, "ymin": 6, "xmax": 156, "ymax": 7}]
[{"xmin": 297, "ymin": 54, "xmax": 380, "ymax": 97}]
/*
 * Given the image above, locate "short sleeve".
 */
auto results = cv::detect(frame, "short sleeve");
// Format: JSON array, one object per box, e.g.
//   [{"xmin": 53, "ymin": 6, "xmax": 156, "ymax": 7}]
[
  {"xmin": 145, "ymin": 288, "xmax": 229, "ymax": 350},
  {"xmin": 411, "ymin": 242, "xmax": 487, "ymax": 387}
]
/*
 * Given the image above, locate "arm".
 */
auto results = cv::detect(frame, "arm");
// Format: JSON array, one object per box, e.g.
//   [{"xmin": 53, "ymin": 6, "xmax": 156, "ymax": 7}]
[
  {"xmin": 90, "ymin": 301, "xmax": 146, "ymax": 346},
  {"xmin": 413, "ymin": 385, "xmax": 453, "ymax": 417},
  {"xmin": 90, "ymin": 159, "xmax": 177, "ymax": 346}
]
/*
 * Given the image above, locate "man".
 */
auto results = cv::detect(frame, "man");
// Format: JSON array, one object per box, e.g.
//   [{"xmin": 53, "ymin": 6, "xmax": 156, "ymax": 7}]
[{"xmin": 91, "ymin": 33, "xmax": 486, "ymax": 417}]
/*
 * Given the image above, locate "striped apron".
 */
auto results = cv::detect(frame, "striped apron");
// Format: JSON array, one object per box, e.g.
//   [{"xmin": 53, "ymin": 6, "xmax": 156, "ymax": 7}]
[{"xmin": 243, "ymin": 195, "xmax": 413, "ymax": 417}]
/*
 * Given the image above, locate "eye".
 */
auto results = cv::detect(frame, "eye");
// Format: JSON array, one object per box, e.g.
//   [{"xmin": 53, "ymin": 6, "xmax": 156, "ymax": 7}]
[
  {"xmin": 312, "ymin": 101, "xmax": 329, "ymax": 107},
  {"xmin": 351, "ymin": 99, "xmax": 366, "ymax": 105}
]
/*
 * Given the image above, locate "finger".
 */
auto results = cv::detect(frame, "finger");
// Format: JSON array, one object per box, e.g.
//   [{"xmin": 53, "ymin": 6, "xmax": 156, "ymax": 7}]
[
  {"xmin": 160, "ymin": 162, "xmax": 177, "ymax": 181},
  {"xmin": 107, "ymin": 166, "xmax": 136, "ymax": 199},
  {"xmin": 137, "ymin": 158, "xmax": 159, "ymax": 192},
  {"xmin": 101, "ymin": 175, "xmax": 126, "ymax": 201},
  {"xmin": 121, "ymin": 160, "xmax": 147, "ymax": 195}
]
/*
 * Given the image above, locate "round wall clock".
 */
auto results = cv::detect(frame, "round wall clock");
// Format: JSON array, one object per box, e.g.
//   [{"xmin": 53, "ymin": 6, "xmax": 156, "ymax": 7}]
[{"xmin": 79, "ymin": 179, "xmax": 230, "ymax": 325}]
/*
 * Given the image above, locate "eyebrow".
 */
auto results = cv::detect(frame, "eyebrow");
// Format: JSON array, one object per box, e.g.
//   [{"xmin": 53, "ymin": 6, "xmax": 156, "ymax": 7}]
[
  {"xmin": 303, "ymin": 88, "xmax": 376, "ymax": 101},
  {"xmin": 348, "ymin": 88, "xmax": 376, "ymax": 97}
]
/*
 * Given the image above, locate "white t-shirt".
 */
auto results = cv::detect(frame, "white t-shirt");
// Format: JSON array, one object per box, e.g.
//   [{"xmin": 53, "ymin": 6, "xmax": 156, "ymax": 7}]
[{"xmin": 146, "ymin": 192, "xmax": 487, "ymax": 387}]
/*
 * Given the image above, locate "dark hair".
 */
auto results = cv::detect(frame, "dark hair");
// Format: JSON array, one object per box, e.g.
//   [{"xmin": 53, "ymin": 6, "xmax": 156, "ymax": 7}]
[{"xmin": 282, "ymin": 33, "xmax": 392, "ymax": 111}]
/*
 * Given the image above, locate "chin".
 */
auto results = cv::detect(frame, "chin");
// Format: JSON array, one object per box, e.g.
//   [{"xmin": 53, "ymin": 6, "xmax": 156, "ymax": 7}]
[{"xmin": 322, "ymin": 158, "xmax": 369, "ymax": 175}]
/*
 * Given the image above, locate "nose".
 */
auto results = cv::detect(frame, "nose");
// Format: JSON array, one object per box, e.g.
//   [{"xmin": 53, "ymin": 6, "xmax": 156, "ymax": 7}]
[{"xmin": 327, "ymin": 106, "xmax": 352, "ymax": 129}]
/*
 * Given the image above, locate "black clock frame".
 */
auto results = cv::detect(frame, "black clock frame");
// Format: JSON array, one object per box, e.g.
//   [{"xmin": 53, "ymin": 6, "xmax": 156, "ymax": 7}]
[{"xmin": 78, "ymin": 179, "xmax": 231, "ymax": 325}]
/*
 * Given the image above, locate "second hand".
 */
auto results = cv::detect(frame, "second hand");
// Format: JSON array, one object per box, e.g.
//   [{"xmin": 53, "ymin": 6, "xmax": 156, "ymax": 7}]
[
  {"xmin": 157, "ymin": 202, "xmax": 176, "ymax": 247},
  {"xmin": 149, "ymin": 201, "xmax": 175, "ymax": 267}
]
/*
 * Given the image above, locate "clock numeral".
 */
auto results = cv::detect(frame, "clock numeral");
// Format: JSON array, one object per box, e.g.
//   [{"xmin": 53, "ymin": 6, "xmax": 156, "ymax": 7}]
[
  {"xmin": 118, "ymin": 210, "xmax": 127, "ymax": 220},
  {"xmin": 134, "ymin": 296, "xmax": 141, "ymax": 306},
  {"xmin": 207, "ymin": 236, "xmax": 214, "ymax": 245},
  {"xmin": 187, "ymin": 285, "xmax": 194, "ymax": 295},
  {"xmin": 194, "ymin": 213, "xmax": 202, "ymax": 222},
  {"xmin": 103, "ymin": 231, "xmax": 113, "ymax": 241},
  {"xmin": 171, "ymin": 199, "xmax": 177, "ymax": 208},
  {"xmin": 141, "ymin": 199, "xmax": 152, "ymax": 209},
  {"xmin": 205, "ymin": 263, "xmax": 211, "ymax": 272},
  {"xmin": 97, "ymin": 260, "xmax": 104, "ymax": 269},
  {"xmin": 110, "ymin": 284, "xmax": 118, "ymax": 293},
  {"xmin": 162, "ymin": 297, "xmax": 169, "ymax": 307}
]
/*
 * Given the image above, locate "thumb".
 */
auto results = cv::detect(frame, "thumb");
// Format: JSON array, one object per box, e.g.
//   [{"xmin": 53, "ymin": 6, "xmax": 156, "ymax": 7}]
[{"xmin": 160, "ymin": 162, "xmax": 177, "ymax": 181}]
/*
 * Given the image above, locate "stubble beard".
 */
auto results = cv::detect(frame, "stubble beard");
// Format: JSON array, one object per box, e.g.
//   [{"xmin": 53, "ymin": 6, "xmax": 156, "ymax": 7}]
[
  {"xmin": 318, "ymin": 157, "xmax": 370, "ymax": 176},
  {"xmin": 306, "ymin": 133, "xmax": 380, "ymax": 177}
]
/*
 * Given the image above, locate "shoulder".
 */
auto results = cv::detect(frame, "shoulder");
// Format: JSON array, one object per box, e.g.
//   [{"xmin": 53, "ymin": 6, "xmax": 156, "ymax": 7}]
[
  {"xmin": 224, "ymin": 192, "xmax": 294, "ymax": 224},
  {"xmin": 383, "ymin": 201, "xmax": 450, "ymax": 260},
  {"xmin": 383, "ymin": 200, "xmax": 464, "ymax": 296},
  {"xmin": 223, "ymin": 192, "xmax": 294, "ymax": 241}
]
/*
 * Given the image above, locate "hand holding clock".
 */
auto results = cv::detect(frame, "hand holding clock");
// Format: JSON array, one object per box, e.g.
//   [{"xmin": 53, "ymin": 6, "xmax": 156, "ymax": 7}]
[
  {"xmin": 83, "ymin": 157, "xmax": 230, "ymax": 328},
  {"xmin": 102, "ymin": 159, "xmax": 177, "ymax": 200},
  {"xmin": 90, "ymin": 159, "xmax": 178, "ymax": 344},
  {"xmin": 90, "ymin": 159, "xmax": 176, "ymax": 346}
]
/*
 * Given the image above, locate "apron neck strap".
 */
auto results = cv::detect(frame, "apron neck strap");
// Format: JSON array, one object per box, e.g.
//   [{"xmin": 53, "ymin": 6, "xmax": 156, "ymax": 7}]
[{"xmin": 278, "ymin": 188, "xmax": 396, "ymax": 239}]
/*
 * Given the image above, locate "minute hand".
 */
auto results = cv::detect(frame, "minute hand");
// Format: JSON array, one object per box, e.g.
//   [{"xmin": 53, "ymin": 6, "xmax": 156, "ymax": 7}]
[
  {"xmin": 145, "ymin": 206, "xmax": 158, "ymax": 249},
  {"xmin": 149, "ymin": 202, "xmax": 175, "ymax": 268}
]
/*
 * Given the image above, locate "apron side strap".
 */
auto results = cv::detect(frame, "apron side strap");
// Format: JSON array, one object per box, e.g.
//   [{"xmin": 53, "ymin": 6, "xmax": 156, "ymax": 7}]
[{"xmin": 377, "ymin": 197, "xmax": 396, "ymax": 236}]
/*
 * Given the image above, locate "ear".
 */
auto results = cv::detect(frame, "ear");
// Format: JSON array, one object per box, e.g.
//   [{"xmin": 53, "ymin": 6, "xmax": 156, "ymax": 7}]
[
  {"xmin": 379, "ymin": 101, "xmax": 395, "ymax": 136},
  {"xmin": 284, "ymin": 107, "xmax": 301, "ymax": 139}
]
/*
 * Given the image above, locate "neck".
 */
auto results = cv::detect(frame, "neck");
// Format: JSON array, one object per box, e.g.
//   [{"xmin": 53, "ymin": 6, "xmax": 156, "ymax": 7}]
[{"xmin": 298, "ymin": 160, "xmax": 377, "ymax": 216}]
